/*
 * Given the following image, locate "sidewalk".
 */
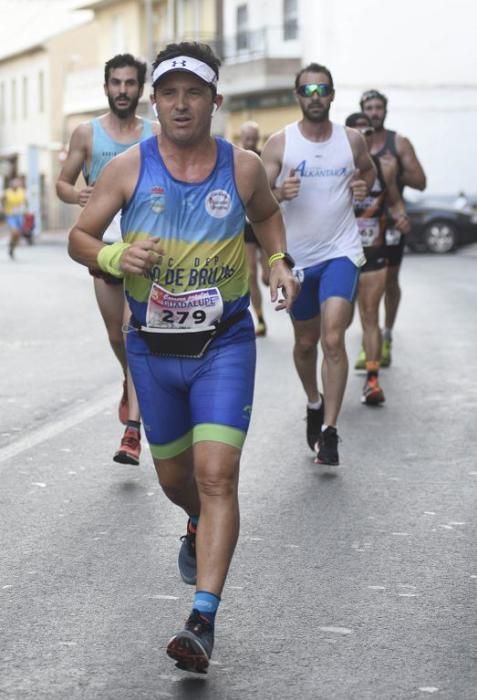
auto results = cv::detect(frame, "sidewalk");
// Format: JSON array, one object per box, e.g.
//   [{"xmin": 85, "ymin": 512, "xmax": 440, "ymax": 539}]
[{"xmin": 0, "ymin": 225, "xmax": 68, "ymax": 246}]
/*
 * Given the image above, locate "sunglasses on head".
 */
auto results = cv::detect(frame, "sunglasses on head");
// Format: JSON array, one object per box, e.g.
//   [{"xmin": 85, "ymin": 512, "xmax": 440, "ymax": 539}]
[
  {"xmin": 360, "ymin": 89, "xmax": 387, "ymax": 106},
  {"xmin": 297, "ymin": 83, "xmax": 332, "ymax": 98}
]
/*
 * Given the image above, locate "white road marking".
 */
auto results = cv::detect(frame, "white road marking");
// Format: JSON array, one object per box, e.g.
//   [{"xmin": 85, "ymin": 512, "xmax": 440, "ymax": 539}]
[
  {"xmin": 0, "ymin": 390, "xmax": 117, "ymax": 466},
  {"xmin": 318, "ymin": 626, "xmax": 353, "ymax": 635}
]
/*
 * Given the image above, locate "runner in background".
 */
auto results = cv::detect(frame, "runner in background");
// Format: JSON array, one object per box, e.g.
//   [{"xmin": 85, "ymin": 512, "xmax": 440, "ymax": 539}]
[
  {"xmin": 345, "ymin": 112, "xmax": 410, "ymax": 405},
  {"xmin": 3, "ymin": 176, "xmax": 27, "ymax": 259},
  {"xmin": 262, "ymin": 63, "xmax": 375, "ymax": 466},
  {"xmin": 56, "ymin": 54, "xmax": 159, "ymax": 465},
  {"xmin": 239, "ymin": 120, "xmax": 269, "ymax": 336},
  {"xmin": 358, "ymin": 89, "xmax": 426, "ymax": 367}
]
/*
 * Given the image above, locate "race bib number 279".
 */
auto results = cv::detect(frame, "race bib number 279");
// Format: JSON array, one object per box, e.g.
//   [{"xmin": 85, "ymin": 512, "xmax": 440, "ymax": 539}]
[{"xmin": 145, "ymin": 284, "xmax": 223, "ymax": 330}]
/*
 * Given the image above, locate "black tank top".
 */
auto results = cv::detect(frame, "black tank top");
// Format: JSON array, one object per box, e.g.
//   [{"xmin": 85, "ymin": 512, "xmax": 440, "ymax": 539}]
[{"xmin": 374, "ymin": 129, "xmax": 404, "ymax": 191}]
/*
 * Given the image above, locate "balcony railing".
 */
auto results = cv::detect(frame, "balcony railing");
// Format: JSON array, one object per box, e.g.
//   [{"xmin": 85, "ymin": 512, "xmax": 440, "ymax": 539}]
[{"xmin": 221, "ymin": 25, "xmax": 300, "ymax": 63}]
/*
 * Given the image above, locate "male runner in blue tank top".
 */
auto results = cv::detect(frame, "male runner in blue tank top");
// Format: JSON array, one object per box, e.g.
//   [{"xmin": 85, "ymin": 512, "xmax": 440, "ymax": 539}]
[
  {"xmin": 262, "ymin": 63, "xmax": 376, "ymax": 466},
  {"xmin": 358, "ymin": 90, "xmax": 426, "ymax": 368},
  {"xmin": 68, "ymin": 41, "xmax": 299, "ymax": 674},
  {"xmin": 56, "ymin": 54, "xmax": 159, "ymax": 465}
]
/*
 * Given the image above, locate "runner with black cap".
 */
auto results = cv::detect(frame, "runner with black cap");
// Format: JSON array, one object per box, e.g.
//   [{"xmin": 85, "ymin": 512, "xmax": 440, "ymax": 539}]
[{"xmin": 68, "ymin": 41, "xmax": 298, "ymax": 674}]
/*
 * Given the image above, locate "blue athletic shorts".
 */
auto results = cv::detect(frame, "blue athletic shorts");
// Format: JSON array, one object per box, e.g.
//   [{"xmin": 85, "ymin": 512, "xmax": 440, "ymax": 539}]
[
  {"xmin": 6, "ymin": 215, "xmax": 23, "ymax": 230},
  {"xmin": 127, "ymin": 338, "xmax": 256, "ymax": 460},
  {"xmin": 291, "ymin": 256, "xmax": 360, "ymax": 321}
]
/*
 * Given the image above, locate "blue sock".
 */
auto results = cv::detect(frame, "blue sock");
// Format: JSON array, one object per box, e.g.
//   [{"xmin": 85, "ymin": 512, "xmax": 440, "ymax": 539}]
[{"xmin": 193, "ymin": 590, "xmax": 220, "ymax": 626}]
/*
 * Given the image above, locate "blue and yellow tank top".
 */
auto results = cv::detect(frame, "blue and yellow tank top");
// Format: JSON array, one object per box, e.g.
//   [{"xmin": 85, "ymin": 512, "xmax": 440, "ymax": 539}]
[
  {"xmin": 83, "ymin": 117, "xmax": 154, "ymax": 184},
  {"xmin": 122, "ymin": 136, "xmax": 252, "ymax": 351}
]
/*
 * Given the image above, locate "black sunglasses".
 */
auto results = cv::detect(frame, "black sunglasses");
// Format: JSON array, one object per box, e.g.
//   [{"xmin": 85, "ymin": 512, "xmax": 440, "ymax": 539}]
[{"xmin": 296, "ymin": 83, "xmax": 332, "ymax": 98}]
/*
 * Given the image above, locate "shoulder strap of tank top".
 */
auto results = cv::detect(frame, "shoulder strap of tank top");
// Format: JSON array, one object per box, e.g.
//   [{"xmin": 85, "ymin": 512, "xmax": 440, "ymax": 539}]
[
  {"xmin": 384, "ymin": 130, "xmax": 399, "ymax": 158},
  {"xmin": 210, "ymin": 137, "xmax": 233, "ymax": 175},
  {"xmin": 141, "ymin": 118, "xmax": 154, "ymax": 139},
  {"xmin": 372, "ymin": 154, "xmax": 386, "ymax": 190},
  {"xmin": 82, "ymin": 119, "xmax": 98, "ymax": 184}
]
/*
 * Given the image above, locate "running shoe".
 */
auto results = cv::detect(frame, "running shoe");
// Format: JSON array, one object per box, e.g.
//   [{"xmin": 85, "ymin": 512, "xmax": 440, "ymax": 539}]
[
  {"xmin": 381, "ymin": 338, "xmax": 392, "ymax": 367},
  {"xmin": 255, "ymin": 320, "xmax": 267, "ymax": 337},
  {"xmin": 166, "ymin": 609, "xmax": 214, "ymax": 674},
  {"xmin": 306, "ymin": 395, "xmax": 325, "ymax": 451},
  {"xmin": 113, "ymin": 427, "xmax": 141, "ymax": 465},
  {"xmin": 315, "ymin": 426, "xmax": 339, "ymax": 466},
  {"xmin": 178, "ymin": 519, "xmax": 197, "ymax": 585},
  {"xmin": 118, "ymin": 378, "xmax": 128, "ymax": 425},
  {"xmin": 354, "ymin": 347, "xmax": 366, "ymax": 370},
  {"xmin": 361, "ymin": 376, "xmax": 385, "ymax": 405}
]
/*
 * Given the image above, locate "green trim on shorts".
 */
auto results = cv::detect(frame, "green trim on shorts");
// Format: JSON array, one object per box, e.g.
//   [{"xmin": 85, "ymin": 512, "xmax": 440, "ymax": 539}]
[
  {"xmin": 193, "ymin": 423, "xmax": 246, "ymax": 449},
  {"xmin": 149, "ymin": 424, "xmax": 247, "ymax": 460},
  {"xmin": 149, "ymin": 430, "xmax": 193, "ymax": 459}
]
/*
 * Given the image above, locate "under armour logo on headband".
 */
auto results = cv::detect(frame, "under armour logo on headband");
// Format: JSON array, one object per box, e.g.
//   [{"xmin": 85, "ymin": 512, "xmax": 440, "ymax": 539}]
[{"xmin": 152, "ymin": 55, "xmax": 218, "ymax": 87}]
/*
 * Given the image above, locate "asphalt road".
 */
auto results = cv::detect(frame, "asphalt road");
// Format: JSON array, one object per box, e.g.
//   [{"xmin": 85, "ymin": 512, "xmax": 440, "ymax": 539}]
[{"xmin": 1, "ymin": 236, "xmax": 476, "ymax": 699}]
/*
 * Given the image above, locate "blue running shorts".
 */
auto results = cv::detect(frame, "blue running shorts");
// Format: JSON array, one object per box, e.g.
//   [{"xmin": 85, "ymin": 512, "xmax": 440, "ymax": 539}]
[
  {"xmin": 291, "ymin": 256, "xmax": 360, "ymax": 321},
  {"xmin": 127, "ymin": 338, "xmax": 256, "ymax": 460},
  {"xmin": 6, "ymin": 215, "xmax": 23, "ymax": 230}
]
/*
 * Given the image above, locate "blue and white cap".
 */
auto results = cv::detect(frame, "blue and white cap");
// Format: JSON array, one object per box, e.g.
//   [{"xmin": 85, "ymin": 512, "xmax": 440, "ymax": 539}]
[{"xmin": 152, "ymin": 56, "xmax": 218, "ymax": 88}]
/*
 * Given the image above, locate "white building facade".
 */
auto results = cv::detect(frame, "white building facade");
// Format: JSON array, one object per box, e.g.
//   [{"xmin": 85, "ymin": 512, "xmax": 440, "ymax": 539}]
[{"xmin": 222, "ymin": 0, "xmax": 477, "ymax": 195}]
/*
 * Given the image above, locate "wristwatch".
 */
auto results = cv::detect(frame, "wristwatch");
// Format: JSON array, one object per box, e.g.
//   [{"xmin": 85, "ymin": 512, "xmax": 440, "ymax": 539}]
[{"xmin": 268, "ymin": 251, "xmax": 295, "ymax": 269}]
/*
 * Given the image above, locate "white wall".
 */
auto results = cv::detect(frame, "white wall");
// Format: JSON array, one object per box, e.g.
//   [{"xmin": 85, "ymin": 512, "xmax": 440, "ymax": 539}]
[
  {"xmin": 223, "ymin": 0, "xmax": 300, "ymax": 58},
  {"xmin": 300, "ymin": 0, "xmax": 477, "ymax": 195},
  {"xmin": 302, "ymin": 0, "xmax": 477, "ymax": 86},
  {"xmin": 332, "ymin": 86, "xmax": 477, "ymax": 195},
  {"xmin": 0, "ymin": 52, "xmax": 51, "ymax": 171}
]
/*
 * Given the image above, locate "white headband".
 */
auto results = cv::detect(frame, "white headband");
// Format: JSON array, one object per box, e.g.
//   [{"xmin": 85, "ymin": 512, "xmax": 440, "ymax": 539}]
[{"xmin": 152, "ymin": 56, "xmax": 218, "ymax": 87}]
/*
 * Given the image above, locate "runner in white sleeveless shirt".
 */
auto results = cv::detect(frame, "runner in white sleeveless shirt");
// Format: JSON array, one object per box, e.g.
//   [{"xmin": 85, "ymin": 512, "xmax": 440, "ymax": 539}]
[{"xmin": 262, "ymin": 62, "xmax": 376, "ymax": 466}]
